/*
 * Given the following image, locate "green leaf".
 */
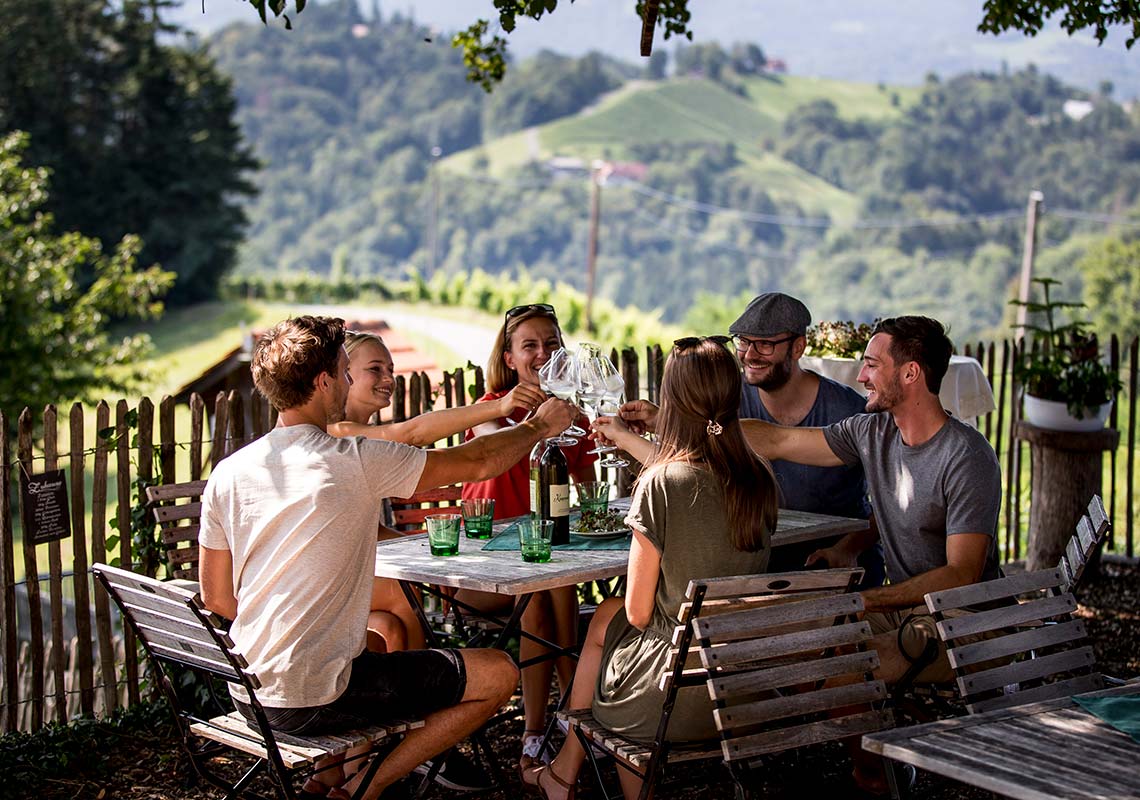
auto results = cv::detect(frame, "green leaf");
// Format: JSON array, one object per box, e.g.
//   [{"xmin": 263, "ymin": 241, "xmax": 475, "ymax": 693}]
[{"xmin": 105, "ymin": 535, "xmax": 120, "ymax": 550}]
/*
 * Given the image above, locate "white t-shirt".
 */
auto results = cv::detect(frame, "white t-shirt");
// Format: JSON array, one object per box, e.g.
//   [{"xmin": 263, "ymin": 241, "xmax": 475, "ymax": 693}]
[{"xmin": 198, "ymin": 424, "xmax": 426, "ymax": 708}]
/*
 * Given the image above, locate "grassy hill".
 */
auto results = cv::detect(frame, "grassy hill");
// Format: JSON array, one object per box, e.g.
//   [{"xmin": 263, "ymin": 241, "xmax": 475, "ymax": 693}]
[{"xmin": 443, "ymin": 74, "xmax": 916, "ymax": 220}]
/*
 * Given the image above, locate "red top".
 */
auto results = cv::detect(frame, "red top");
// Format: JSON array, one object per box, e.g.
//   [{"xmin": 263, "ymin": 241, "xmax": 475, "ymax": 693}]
[{"xmin": 461, "ymin": 389, "xmax": 598, "ymax": 519}]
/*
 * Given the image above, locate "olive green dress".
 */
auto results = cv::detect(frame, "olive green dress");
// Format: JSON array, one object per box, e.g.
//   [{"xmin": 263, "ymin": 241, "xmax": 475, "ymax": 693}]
[{"xmin": 593, "ymin": 462, "xmax": 771, "ymax": 743}]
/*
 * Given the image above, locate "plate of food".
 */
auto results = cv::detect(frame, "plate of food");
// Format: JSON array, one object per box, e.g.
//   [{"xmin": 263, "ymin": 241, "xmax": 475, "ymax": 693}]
[{"xmin": 573, "ymin": 508, "xmax": 630, "ymax": 539}]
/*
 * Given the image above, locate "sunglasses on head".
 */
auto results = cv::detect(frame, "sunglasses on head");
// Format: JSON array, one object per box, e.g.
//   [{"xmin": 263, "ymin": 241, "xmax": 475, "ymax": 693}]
[
  {"xmin": 505, "ymin": 303, "xmax": 558, "ymax": 322},
  {"xmin": 673, "ymin": 335, "xmax": 732, "ymax": 352}
]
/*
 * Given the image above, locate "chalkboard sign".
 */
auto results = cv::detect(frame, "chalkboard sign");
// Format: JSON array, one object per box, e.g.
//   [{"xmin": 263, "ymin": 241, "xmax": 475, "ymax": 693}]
[{"xmin": 20, "ymin": 469, "xmax": 71, "ymax": 545}]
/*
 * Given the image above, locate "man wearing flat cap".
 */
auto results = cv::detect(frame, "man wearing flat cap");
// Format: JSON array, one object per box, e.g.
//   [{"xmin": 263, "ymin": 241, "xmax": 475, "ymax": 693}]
[{"xmin": 729, "ymin": 293, "xmax": 883, "ymax": 584}]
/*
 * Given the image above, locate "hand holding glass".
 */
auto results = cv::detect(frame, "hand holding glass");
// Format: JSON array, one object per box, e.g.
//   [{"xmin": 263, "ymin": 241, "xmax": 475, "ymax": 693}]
[{"xmin": 538, "ymin": 348, "xmax": 586, "ymax": 445}]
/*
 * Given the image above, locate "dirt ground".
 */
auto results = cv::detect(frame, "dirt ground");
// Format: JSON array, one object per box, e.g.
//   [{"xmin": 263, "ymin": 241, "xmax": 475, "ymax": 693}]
[{"xmin": 12, "ymin": 561, "xmax": 1139, "ymax": 800}]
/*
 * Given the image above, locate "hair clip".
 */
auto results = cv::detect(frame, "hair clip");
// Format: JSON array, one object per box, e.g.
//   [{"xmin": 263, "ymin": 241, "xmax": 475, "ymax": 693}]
[{"xmin": 706, "ymin": 420, "xmax": 723, "ymax": 436}]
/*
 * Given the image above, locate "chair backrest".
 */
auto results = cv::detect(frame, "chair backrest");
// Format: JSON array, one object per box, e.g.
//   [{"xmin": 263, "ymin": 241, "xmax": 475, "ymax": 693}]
[
  {"xmin": 146, "ymin": 480, "xmax": 208, "ymax": 581},
  {"xmin": 388, "ymin": 484, "xmax": 463, "ymax": 534},
  {"xmin": 924, "ymin": 566, "xmax": 1104, "ymax": 714},
  {"xmin": 92, "ymin": 562, "xmax": 258, "ymax": 690},
  {"xmin": 1059, "ymin": 494, "xmax": 1110, "ymax": 593},
  {"xmin": 684, "ymin": 568, "xmax": 894, "ymax": 765}
]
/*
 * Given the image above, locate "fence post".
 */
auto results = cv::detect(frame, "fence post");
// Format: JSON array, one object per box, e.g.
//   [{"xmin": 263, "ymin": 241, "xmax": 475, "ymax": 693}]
[
  {"xmin": 1127, "ymin": 337, "xmax": 1138, "ymax": 558},
  {"xmin": 229, "ymin": 391, "xmax": 245, "ymax": 453},
  {"xmin": 90, "ymin": 400, "xmax": 118, "ymax": 715},
  {"xmin": 190, "ymin": 393, "xmax": 205, "ymax": 480},
  {"xmin": 392, "ymin": 376, "xmax": 407, "ymax": 423},
  {"xmin": 159, "ymin": 396, "xmax": 176, "ymax": 484},
  {"xmin": 136, "ymin": 399, "xmax": 155, "ymax": 578},
  {"xmin": 0, "ymin": 411, "xmax": 17, "ymax": 733},
  {"xmin": 43, "ymin": 405, "xmax": 68, "ymax": 724},
  {"xmin": 17, "ymin": 408, "xmax": 44, "ymax": 729},
  {"xmin": 114, "ymin": 400, "xmax": 138, "ymax": 706},
  {"xmin": 69, "ymin": 403, "xmax": 95, "ymax": 716},
  {"xmin": 211, "ymin": 392, "xmax": 228, "ymax": 469}
]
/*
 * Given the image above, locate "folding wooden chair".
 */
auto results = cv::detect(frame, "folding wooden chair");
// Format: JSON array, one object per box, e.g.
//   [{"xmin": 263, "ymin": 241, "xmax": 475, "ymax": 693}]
[
  {"xmin": 146, "ymin": 479, "xmax": 208, "ymax": 583},
  {"xmin": 1059, "ymin": 494, "xmax": 1111, "ymax": 595},
  {"xmin": 389, "ymin": 484, "xmax": 463, "ymax": 535},
  {"xmin": 557, "ymin": 567, "xmax": 888, "ymax": 800},
  {"xmin": 93, "ymin": 563, "xmax": 422, "ymax": 800},
  {"xmin": 924, "ymin": 564, "xmax": 1105, "ymax": 715}
]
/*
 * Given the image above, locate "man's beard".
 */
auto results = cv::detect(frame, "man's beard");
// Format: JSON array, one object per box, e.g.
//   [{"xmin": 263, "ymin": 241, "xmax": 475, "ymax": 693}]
[
  {"xmin": 747, "ymin": 351, "xmax": 795, "ymax": 392},
  {"xmin": 865, "ymin": 373, "xmax": 903, "ymax": 413}
]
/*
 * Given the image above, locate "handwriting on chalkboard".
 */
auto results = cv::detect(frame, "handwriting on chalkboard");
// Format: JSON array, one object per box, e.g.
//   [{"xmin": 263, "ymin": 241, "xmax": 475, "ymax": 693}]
[{"xmin": 20, "ymin": 469, "xmax": 71, "ymax": 545}]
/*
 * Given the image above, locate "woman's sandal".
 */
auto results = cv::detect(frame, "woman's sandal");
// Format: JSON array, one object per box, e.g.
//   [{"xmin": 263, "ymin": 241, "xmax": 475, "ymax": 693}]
[{"xmin": 520, "ymin": 764, "xmax": 575, "ymax": 800}]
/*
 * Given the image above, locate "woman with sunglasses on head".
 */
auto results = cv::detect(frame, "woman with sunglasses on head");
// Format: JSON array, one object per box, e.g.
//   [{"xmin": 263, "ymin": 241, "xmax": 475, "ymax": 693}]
[
  {"xmin": 522, "ymin": 336, "xmax": 778, "ymax": 800},
  {"xmin": 461, "ymin": 303, "xmax": 598, "ymax": 775},
  {"xmin": 328, "ymin": 331, "xmax": 548, "ymax": 654}
]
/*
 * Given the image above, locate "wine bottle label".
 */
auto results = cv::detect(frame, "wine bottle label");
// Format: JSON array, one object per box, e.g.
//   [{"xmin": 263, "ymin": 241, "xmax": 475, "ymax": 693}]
[
  {"xmin": 529, "ymin": 475, "xmax": 540, "ymax": 518},
  {"xmin": 550, "ymin": 484, "xmax": 570, "ymax": 517}
]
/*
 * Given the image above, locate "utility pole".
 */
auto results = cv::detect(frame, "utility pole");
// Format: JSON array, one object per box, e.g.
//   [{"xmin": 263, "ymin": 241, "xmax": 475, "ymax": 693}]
[
  {"xmin": 429, "ymin": 145, "xmax": 442, "ymax": 276},
  {"xmin": 585, "ymin": 161, "xmax": 610, "ymax": 334},
  {"xmin": 1015, "ymin": 190, "xmax": 1045, "ymax": 341}
]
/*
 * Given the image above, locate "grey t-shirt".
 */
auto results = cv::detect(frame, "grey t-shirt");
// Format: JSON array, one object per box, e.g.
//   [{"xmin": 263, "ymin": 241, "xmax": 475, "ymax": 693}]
[
  {"xmin": 822, "ymin": 413, "xmax": 1001, "ymax": 586},
  {"xmin": 739, "ymin": 372, "xmax": 870, "ymax": 519}
]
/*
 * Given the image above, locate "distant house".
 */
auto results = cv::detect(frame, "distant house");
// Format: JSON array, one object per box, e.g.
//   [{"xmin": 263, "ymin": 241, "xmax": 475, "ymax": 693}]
[
  {"xmin": 763, "ymin": 58, "xmax": 788, "ymax": 74},
  {"xmin": 607, "ymin": 161, "xmax": 649, "ymax": 183},
  {"xmin": 545, "ymin": 156, "xmax": 589, "ymax": 179},
  {"xmin": 1063, "ymin": 99, "xmax": 1095, "ymax": 121}
]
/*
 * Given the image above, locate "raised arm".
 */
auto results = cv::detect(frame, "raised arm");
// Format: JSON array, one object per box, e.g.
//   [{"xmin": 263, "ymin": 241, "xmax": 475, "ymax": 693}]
[
  {"xmin": 593, "ymin": 415, "xmax": 656, "ymax": 465},
  {"xmin": 331, "ymin": 383, "xmax": 547, "ymax": 447},
  {"xmin": 740, "ymin": 419, "xmax": 843, "ymax": 466},
  {"xmin": 413, "ymin": 397, "xmax": 575, "ymax": 491}
]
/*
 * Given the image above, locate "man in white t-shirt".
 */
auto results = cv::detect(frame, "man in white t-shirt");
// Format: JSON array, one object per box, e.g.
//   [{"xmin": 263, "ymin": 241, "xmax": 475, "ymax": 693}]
[{"xmin": 198, "ymin": 316, "xmax": 576, "ymax": 800}]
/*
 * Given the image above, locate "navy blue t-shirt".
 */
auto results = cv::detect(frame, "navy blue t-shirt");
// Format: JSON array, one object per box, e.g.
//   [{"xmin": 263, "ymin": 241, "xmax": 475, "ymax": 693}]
[{"xmin": 738, "ymin": 372, "xmax": 871, "ymax": 519}]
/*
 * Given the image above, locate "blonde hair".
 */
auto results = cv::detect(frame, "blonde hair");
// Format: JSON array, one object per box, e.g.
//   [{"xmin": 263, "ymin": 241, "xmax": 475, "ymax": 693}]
[
  {"xmin": 345, "ymin": 331, "xmax": 385, "ymax": 359},
  {"xmin": 486, "ymin": 306, "xmax": 564, "ymax": 393},
  {"xmin": 643, "ymin": 337, "xmax": 777, "ymax": 552}
]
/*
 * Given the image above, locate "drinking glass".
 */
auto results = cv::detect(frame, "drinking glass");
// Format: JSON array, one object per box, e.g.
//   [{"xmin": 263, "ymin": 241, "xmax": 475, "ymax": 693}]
[
  {"xmin": 579, "ymin": 353, "xmax": 619, "ymax": 457},
  {"xmin": 460, "ymin": 498, "xmax": 495, "ymax": 539},
  {"xmin": 577, "ymin": 481, "xmax": 610, "ymax": 514},
  {"xmin": 518, "ymin": 519, "xmax": 554, "ymax": 563},
  {"xmin": 580, "ymin": 354, "xmax": 629, "ymax": 468},
  {"xmin": 425, "ymin": 514, "xmax": 461, "ymax": 556},
  {"xmin": 539, "ymin": 348, "xmax": 586, "ymax": 445}
]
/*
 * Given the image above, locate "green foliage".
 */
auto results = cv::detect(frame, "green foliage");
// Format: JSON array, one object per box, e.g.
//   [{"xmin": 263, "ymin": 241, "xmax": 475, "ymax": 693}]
[
  {"xmin": 1010, "ymin": 277, "xmax": 1122, "ymax": 415},
  {"xmin": 1079, "ymin": 234, "xmax": 1140, "ymax": 341},
  {"xmin": 805, "ymin": 320, "xmax": 877, "ymax": 358},
  {"xmin": 0, "ymin": 700, "xmax": 170, "ymax": 785},
  {"xmin": 0, "ymin": 132, "xmax": 175, "ymax": 417},
  {"xmin": 979, "ymin": 0, "xmax": 1140, "ymax": 47},
  {"xmin": 0, "ymin": 0, "xmax": 258, "ymax": 305}
]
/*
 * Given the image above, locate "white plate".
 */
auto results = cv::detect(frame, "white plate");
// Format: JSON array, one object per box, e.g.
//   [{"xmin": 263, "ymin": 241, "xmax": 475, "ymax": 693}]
[{"xmin": 573, "ymin": 527, "xmax": 630, "ymax": 540}]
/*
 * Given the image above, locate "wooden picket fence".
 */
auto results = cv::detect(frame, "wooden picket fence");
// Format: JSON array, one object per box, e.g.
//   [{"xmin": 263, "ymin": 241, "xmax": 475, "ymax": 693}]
[{"xmin": 0, "ymin": 338, "xmax": 1136, "ymax": 735}]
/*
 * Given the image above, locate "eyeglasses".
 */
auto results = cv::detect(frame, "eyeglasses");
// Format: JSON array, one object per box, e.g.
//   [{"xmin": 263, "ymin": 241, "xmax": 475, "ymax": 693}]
[
  {"xmin": 673, "ymin": 335, "xmax": 732, "ymax": 352},
  {"xmin": 505, "ymin": 303, "xmax": 557, "ymax": 322},
  {"xmin": 731, "ymin": 333, "xmax": 799, "ymax": 356}
]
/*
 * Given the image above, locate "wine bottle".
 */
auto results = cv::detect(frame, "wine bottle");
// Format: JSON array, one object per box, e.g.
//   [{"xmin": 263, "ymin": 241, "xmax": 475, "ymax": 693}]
[{"xmin": 530, "ymin": 439, "xmax": 570, "ymax": 546}]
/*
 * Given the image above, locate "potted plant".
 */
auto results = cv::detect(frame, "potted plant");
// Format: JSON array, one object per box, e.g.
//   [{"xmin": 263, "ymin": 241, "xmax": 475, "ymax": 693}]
[
  {"xmin": 1010, "ymin": 277, "xmax": 1121, "ymax": 432},
  {"xmin": 800, "ymin": 320, "xmax": 877, "ymax": 387}
]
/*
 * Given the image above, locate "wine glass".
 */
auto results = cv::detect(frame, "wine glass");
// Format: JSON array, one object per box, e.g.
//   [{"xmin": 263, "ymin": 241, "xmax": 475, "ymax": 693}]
[
  {"xmin": 577, "ymin": 354, "xmax": 615, "ymax": 457},
  {"xmin": 585, "ymin": 354, "xmax": 630, "ymax": 469},
  {"xmin": 539, "ymin": 348, "xmax": 586, "ymax": 445}
]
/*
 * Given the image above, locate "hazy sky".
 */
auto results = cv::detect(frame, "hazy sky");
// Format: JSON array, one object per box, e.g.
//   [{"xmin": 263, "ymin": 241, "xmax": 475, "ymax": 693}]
[{"xmin": 168, "ymin": 0, "xmax": 1138, "ymax": 95}]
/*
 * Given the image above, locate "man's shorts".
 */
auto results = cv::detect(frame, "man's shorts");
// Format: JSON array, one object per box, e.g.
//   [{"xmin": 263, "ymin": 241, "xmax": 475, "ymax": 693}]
[
  {"xmin": 237, "ymin": 648, "xmax": 467, "ymax": 735},
  {"xmin": 866, "ymin": 606, "xmax": 959, "ymax": 684}
]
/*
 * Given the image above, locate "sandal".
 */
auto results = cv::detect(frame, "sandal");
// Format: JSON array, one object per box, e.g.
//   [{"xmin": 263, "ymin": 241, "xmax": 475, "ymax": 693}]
[{"xmin": 520, "ymin": 764, "xmax": 575, "ymax": 800}]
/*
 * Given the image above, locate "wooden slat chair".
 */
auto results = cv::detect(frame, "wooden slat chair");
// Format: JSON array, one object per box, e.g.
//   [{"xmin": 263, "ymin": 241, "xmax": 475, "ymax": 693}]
[
  {"xmin": 1059, "ymin": 494, "xmax": 1111, "ymax": 595},
  {"xmin": 389, "ymin": 484, "xmax": 463, "ymax": 535},
  {"xmin": 557, "ymin": 567, "xmax": 889, "ymax": 800},
  {"xmin": 923, "ymin": 565, "xmax": 1105, "ymax": 716},
  {"xmin": 146, "ymin": 479, "xmax": 208, "ymax": 584},
  {"xmin": 93, "ymin": 563, "xmax": 423, "ymax": 800}
]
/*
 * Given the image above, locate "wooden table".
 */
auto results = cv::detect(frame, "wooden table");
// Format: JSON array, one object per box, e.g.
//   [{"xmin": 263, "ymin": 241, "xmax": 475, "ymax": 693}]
[
  {"xmin": 374, "ymin": 503, "xmax": 869, "ymax": 650},
  {"xmin": 862, "ymin": 683, "xmax": 1140, "ymax": 800}
]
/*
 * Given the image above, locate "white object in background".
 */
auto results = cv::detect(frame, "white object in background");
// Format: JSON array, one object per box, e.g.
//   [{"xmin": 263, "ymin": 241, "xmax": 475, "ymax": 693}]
[{"xmin": 1022, "ymin": 395, "xmax": 1112, "ymax": 432}]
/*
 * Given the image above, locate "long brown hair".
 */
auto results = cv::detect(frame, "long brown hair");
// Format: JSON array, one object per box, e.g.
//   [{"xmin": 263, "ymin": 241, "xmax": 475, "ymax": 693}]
[
  {"xmin": 643, "ymin": 337, "xmax": 777, "ymax": 552},
  {"xmin": 486, "ymin": 304, "xmax": 564, "ymax": 393}
]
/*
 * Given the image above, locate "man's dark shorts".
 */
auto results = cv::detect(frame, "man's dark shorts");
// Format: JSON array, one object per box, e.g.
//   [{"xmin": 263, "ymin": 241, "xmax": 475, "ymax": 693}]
[{"xmin": 238, "ymin": 648, "xmax": 467, "ymax": 735}]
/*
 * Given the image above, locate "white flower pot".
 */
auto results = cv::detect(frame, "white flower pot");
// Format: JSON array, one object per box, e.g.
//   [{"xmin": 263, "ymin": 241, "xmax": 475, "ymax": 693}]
[{"xmin": 1023, "ymin": 394, "xmax": 1112, "ymax": 432}]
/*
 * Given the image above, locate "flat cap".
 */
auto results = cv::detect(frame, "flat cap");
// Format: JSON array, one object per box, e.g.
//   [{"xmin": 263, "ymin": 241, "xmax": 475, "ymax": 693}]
[{"xmin": 729, "ymin": 293, "xmax": 811, "ymax": 338}]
